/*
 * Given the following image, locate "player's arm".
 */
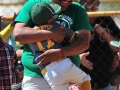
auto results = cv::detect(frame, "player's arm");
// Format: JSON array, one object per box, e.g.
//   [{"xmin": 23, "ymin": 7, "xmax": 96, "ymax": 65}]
[
  {"xmin": 14, "ymin": 1, "xmax": 65, "ymax": 44},
  {"xmin": 62, "ymin": 30, "xmax": 91, "ymax": 56},
  {"xmin": 36, "ymin": 29, "xmax": 91, "ymax": 66},
  {"xmin": 14, "ymin": 22, "xmax": 66, "ymax": 43},
  {"xmin": 35, "ymin": 5, "xmax": 93, "ymax": 65},
  {"xmin": 14, "ymin": 23, "xmax": 52, "ymax": 43},
  {"xmin": 62, "ymin": 6, "xmax": 92, "ymax": 56},
  {"xmin": 63, "ymin": 27, "xmax": 75, "ymax": 43}
]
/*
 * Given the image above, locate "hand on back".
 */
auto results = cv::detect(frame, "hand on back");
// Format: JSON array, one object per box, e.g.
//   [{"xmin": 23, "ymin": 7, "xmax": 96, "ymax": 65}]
[{"xmin": 51, "ymin": 25, "xmax": 66, "ymax": 43}]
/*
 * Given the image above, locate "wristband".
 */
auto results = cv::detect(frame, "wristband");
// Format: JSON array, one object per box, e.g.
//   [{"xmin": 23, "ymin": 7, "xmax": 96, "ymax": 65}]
[{"xmin": 60, "ymin": 48, "xmax": 64, "ymax": 58}]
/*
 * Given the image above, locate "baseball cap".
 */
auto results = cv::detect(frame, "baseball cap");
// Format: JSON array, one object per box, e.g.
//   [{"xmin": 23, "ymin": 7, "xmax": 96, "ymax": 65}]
[
  {"xmin": 110, "ymin": 40, "xmax": 120, "ymax": 48},
  {"xmin": 31, "ymin": 2, "xmax": 61, "ymax": 25}
]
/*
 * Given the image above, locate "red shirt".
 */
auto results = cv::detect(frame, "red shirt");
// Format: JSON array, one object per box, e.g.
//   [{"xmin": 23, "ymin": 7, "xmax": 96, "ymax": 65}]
[{"xmin": 0, "ymin": 38, "xmax": 19, "ymax": 90}]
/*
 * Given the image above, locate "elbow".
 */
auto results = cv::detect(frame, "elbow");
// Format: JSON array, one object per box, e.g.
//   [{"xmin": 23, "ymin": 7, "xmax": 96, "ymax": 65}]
[
  {"xmin": 13, "ymin": 27, "xmax": 22, "ymax": 41},
  {"xmin": 82, "ymin": 33, "xmax": 91, "ymax": 51},
  {"xmin": 85, "ymin": 41, "xmax": 90, "ymax": 50},
  {"xmin": 13, "ymin": 23, "xmax": 27, "ymax": 42},
  {"xmin": 76, "ymin": 30, "xmax": 91, "ymax": 52},
  {"xmin": 82, "ymin": 39, "xmax": 90, "ymax": 51},
  {"xmin": 83, "ymin": 41, "xmax": 89, "ymax": 50}
]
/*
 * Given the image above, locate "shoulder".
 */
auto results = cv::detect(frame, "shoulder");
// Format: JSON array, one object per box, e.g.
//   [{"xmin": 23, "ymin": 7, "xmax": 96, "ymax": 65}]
[
  {"xmin": 68, "ymin": 2, "xmax": 86, "ymax": 16},
  {"xmin": 69, "ymin": 2, "xmax": 85, "ymax": 10},
  {"xmin": 24, "ymin": 0, "xmax": 49, "ymax": 5}
]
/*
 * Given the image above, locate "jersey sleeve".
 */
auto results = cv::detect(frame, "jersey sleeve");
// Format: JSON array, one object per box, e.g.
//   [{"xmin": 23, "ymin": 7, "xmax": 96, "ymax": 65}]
[
  {"xmin": 51, "ymin": 23, "xmax": 75, "ymax": 43},
  {"xmin": 64, "ymin": 27, "xmax": 75, "ymax": 43}
]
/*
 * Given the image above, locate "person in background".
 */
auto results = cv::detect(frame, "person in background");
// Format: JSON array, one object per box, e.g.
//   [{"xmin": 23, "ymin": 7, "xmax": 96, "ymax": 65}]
[
  {"xmin": 109, "ymin": 38, "xmax": 120, "ymax": 90},
  {"xmin": 0, "ymin": 13, "xmax": 24, "ymax": 60},
  {"xmin": 110, "ymin": 40, "xmax": 120, "ymax": 58},
  {"xmin": 0, "ymin": 14, "xmax": 14, "ymax": 41},
  {"xmin": 79, "ymin": 0, "xmax": 120, "ymax": 90},
  {"xmin": 110, "ymin": 53, "xmax": 120, "ymax": 73},
  {"xmin": 13, "ymin": 0, "xmax": 93, "ymax": 90},
  {"xmin": 0, "ymin": 13, "xmax": 23, "ymax": 90},
  {"xmin": 0, "ymin": 16, "xmax": 19, "ymax": 90},
  {"xmin": 111, "ymin": 68, "xmax": 120, "ymax": 90}
]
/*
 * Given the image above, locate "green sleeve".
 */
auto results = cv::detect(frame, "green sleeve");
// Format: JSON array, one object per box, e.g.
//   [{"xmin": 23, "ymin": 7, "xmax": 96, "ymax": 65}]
[
  {"xmin": 73, "ymin": 3, "xmax": 93, "ymax": 32},
  {"xmin": 15, "ymin": 0, "xmax": 50, "ymax": 27},
  {"xmin": 15, "ymin": 1, "xmax": 35, "ymax": 27}
]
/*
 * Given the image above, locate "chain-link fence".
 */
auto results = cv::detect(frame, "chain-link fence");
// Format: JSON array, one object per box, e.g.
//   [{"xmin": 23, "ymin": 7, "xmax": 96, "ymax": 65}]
[
  {"xmin": 0, "ymin": 0, "xmax": 120, "ymax": 90},
  {"xmin": 0, "ymin": 0, "xmax": 27, "ymax": 28},
  {"xmin": 79, "ymin": 0, "xmax": 120, "ymax": 90}
]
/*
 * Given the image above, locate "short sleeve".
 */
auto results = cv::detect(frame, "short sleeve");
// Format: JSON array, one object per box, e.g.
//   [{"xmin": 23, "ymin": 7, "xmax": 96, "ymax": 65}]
[
  {"xmin": 64, "ymin": 27, "xmax": 75, "ymax": 43},
  {"xmin": 73, "ymin": 4, "xmax": 93, "ymax": 32},
  {"xmin": 15, "ymin": 1, "xmax": 35, "ymax": 27}
]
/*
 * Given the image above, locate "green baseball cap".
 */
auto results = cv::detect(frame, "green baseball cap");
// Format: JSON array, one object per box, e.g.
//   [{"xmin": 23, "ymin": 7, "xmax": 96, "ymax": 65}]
[
  {"xmin": 31, "ymin": 2, "xmax": 61, "ymax": 25},
  {"xmin": 110, "ymin": 40, "xmax": 120, "ymax": 48}
]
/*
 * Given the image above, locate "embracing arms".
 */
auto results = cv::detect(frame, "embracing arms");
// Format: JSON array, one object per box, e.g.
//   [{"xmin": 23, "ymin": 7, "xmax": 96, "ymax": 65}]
[{"xmin": 14, "ymin": 23, "xmax": 65, "ymax": 43}]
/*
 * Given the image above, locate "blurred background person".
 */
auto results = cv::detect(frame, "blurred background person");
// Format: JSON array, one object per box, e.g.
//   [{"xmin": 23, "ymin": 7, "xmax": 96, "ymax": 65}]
[
  {"xmin": 0, "ymin": 13, "xmax": 24, "ymax": 90},
  {"xmin": 79, "ymin": 0, "xmax": 120, "ymax": 90},
  {"xmin": 111, "ymin": 68, "xmax": 120, "ymax": 90},
  {"xmin": 0, "ymin": 15, "xmax": 19, "ymax": 90}
]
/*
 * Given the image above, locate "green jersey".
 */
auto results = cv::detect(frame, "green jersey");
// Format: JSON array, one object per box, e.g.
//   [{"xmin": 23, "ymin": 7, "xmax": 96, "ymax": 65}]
[{"xmin": 15, "ymin": 0, "xmax": 93, "ymax": 77}]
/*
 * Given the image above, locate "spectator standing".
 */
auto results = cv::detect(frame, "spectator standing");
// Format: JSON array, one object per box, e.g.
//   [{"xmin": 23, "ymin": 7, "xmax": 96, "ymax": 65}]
[
  {"xmin": 111, "ymin": 66, "xmax": 120, "ymax": 90},
  {"xmin": 0, "ymin": 16, "xmax": 19, "ymax": 90},
  {"xmin": 0, "ymin": 13, "xmax": 24, "ymax": 60},
  {"xmin": 79, "ymin": 0, "xmax": 120, "ymax": 90},
  {"xmin": 0, "ymin": 14, "xmax": 23, "ymax": 90}
]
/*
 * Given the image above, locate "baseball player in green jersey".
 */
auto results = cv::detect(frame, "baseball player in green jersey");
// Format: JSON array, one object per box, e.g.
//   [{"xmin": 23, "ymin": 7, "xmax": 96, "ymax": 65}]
[
  {"xmin": 27, "ymin": 2, "xmax": 91, "ymax": 90},
  {"xmin": 14, "ymin": 0, "xmax": 93, "ymax": 90}
]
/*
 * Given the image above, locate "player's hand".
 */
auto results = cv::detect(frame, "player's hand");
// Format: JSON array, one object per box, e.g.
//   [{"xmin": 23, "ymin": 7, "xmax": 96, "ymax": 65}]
[
  {"xmin": 35, "ymin": 49, "xmax": 62, "ymax": 66},
  {"xmin": 80, "ymin": 52, "xmax": 93, "ymax": 70},
  {"xmin": 50, "ymin": 26, "xmax": 66, "ymax": 43},
  {"xmin": 0, "ymin": 15, "xmax": 6, "ymax": 21}
]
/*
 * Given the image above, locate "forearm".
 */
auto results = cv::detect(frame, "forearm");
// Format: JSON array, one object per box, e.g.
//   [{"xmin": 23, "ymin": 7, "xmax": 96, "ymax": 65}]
[
  {"xmin": 62, "ymin": 30, "xmax": 91, "ymax": 57},
  {"xmin": 0, "ymin": 24, "xmax": 14, "ymax": 41},
  {"xmin": 14, "ymin": 23, "xmax": 53, "ymax": 43},
  {"xmin": 104, "ymin": 32, "xmax": 119, "ymax": 52}
]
